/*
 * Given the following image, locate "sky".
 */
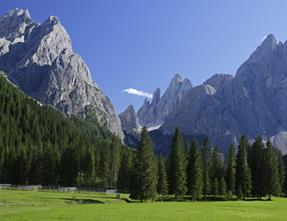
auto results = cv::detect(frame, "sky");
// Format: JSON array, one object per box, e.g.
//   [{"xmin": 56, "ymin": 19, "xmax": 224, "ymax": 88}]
[{"xmin": 2, "ymin": 0, "xmax": 287, "ymax": 113}]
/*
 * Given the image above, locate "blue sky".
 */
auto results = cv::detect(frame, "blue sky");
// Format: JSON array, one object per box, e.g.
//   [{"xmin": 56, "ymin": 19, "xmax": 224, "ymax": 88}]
[{"xmin": 2, "ymin": 0, "xmax": 287, "ymax": 113}]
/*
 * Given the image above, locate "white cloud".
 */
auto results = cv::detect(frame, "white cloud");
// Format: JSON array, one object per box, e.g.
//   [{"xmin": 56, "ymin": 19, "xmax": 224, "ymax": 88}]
[{"xmin": 122, "ymin": 88, "xmax": 153, "ymax": 99}]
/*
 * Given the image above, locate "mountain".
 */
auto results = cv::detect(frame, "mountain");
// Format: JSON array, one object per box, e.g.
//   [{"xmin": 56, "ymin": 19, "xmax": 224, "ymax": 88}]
[
  {"xmin": 119, "ymin": 105, "xmax": 141, "ymax": 134},
  {"xmin": 161, "ymin": 34, "xmax": 287, "ymax": 154},
  {"xmin": 118, "ymin": 105, "xmax": 141, "ymax": 146},
  {"xmin": 0, "ymin": 73, "xmax": 126, "ymax": 187},
  {"xmin": 122, "ymin": 34, "xmax": 287, "ymax": 154},
  {"xmin": 0, "ymin": 8, "xmax": 123, "ymax": 138},
  {"xmin": 137, "ymin": 74, "xmax": 192, "ymax": 128}
]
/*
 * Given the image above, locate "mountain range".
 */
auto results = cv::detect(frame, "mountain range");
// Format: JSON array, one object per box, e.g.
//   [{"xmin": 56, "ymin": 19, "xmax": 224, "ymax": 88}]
[
  {"xmin": 120, "ymin": 34, "xmax": 287, "ymax": 155},
  {"xmin": 1, "ymin": 9, "xmax": 287, "ymax": 155},
  {"xmin": 0, "ymin": 8, "xmax": 123, "ymax": 139}
]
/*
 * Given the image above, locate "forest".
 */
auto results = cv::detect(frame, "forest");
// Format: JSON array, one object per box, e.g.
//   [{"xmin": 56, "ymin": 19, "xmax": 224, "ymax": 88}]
[{"xmin": 0, "ymin": 75, "xmax": 286, "ymax": 202}]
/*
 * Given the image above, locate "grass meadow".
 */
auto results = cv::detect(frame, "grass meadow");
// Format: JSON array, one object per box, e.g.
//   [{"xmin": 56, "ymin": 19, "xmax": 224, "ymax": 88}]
[{"xmin": 0, "ymin": 189, "xmax": 287, "ymax": 221}]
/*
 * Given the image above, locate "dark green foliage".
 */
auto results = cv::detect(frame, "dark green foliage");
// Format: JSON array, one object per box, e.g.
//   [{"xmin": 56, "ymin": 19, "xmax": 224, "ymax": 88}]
[
  {"xmin": 276, "ymin": 150, "xmax": 285, "ymax": 196},
  {"xmin": 187, "ymin": 139, "xmax": 203, "ymax": 201},
  {"xmin": 264, "ymin": 140, "xmax": 280, "ymax": 200},
  {"xmin": 157, "ymin": 156, "xmax": 168, "ymax": 198},
  {"xmin": 219, "ymin": 176, "xmax": 227, "ymax": 196},
  {"xmin": 117, "ymin": 148, "xmax": 134, "ymax": 192},
  {"xmin": 210, "ymin": 146, "xmax": 225, "ymax": 196},
  {"xmin": 226, "ymin": 144, "xmax": 236, "ymax": 194},
  {"xmin": 213, "ymin": 178, "xmax": 219, "ymax": 196},
  {"xmin": 201, "ymin": 137, "xmax": 211, "ymax": 198},
  {"xmin": 249, "ymin": 137, "xmax": 266, "ymax": 199},
  {"xmin": 168, "ymin": 128, "xmax": 187, "ymax": 198},
  {"xmin": 284, "ymin": 155, "xmax": 287, "ymax": 196},
  {"xmin": 0, "ymin": 75, "xmax": 127, "ymax": 188},
  {"xmin": 130, "ymin": 128, "xmax": 157, "ymax": 202},
  {"xmin": 236, "ymin": 135, "xmax": 252, "ymax": 199}
]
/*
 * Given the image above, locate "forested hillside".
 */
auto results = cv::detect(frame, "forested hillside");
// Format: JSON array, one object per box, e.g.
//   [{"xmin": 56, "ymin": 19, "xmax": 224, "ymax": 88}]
[{"xmin": 0, "ymin": 74, "xmax": 130, "ymax": 188}]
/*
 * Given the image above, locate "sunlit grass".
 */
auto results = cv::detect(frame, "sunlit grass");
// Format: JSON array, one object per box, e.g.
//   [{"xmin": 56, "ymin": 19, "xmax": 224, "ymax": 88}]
[{"xmin": 0, "ymin": 189, "xmax": 287, "ymax": 221}]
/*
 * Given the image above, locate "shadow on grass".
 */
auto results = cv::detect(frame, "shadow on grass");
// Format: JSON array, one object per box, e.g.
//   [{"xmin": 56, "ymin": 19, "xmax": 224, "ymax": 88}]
[{"xmin": 63, "ymin": 198, "xmax": 105, "ymax": 204}]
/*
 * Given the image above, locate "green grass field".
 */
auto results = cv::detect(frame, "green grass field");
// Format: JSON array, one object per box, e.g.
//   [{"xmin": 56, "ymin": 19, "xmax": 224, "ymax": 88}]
[{"xmin": 1, "ymin": 189, "xmax": 287, "ymax": 221}]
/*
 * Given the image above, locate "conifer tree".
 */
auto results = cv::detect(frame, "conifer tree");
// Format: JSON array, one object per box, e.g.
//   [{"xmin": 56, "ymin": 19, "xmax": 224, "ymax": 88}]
[
  {"xmin": 168, "ymin": 128, "xmax": 187, "ymax": 198},
  {"xmin": 130, "ymin": 128, "xmax": 157, "ymax": 202},
  {"xmin": 213, "ymin": 178, "xmax": 219, "ymax": 196},
  {"xmin": 236, "ymin": 135, "xmax": 252, "ymax": 200},
  {"xmin": 201, "ymin": 137, "xmax": 211, "ymax": 199},
  {"xmin": 219, "ymin": 176, "xmax": 227, "ymax": 196},
  {"xmin": 250, "ymin": 137, "xmax": 266, "ymax": 199},
  {"xmin": 276, "ymin": 150, "xmax": 285, "ymax": 196},
  {"xmin": 210, "ymin": 146, "xmax": 224, "ymax": 196},
  {"xmin": 109, "ymin": 137, "xmax": 121, "ymax": 188},
  {"xmin": 284, "ymin": 155, "xmax": 287, "ymax": 196},
  {"xmin": 117, "ymin": 148, "xmax": 134, "ymax": 192},
  {"xmin": 264, "ymin": 140, "xmax": 280, "ymax": 200},
  {"xmin": 187, "ymin": 139, "xmax": 203, "ymax": 201},
  {"xmin": 157, "ymin": 156, "xmax": 168, "ymax": 199},
  {"xmin": 226, "ymin": 144, "xmax": 236, "ymax": 194}
]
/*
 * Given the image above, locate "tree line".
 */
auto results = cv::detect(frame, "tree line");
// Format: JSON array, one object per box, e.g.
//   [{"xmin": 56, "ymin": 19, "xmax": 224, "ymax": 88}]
[
  {"xmin": 0, "ymin": 75, "xmax": 126, "ymax": 188},
  {"xmin": 0, "ymin": 74, "xmax": 287, "ymax": 202},
  {"xmin": 128, "ymin": 128, "xmax": 287, "ymax": 202}
]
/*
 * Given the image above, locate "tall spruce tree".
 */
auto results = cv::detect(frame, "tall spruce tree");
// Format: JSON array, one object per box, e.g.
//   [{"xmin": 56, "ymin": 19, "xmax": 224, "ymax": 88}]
[
  {"xmin": 219, "ymin": 176, "xmax": 227, "ymax": 196},
  {"xmin": 210, "ymin": 146, "xmax": 225, "ymax": 196},
  {"xmin": 226, "ymin": 144, "xmax": 236, "ymax": 194},
  {"xmin": 264, "ymin": 140, "xmax": 280, "ymax": 200},
  {"xmin": 284, "ymin": 155, "xmax": 287, "ymax": 196},
  {"xmin": 236, "ymin": 135, "xmax": 252, "ymax": 200},
  {"xmin": 201, "ymin": 137, "xmax": 211, "ymax": 199},
  {"xmin": 276, "ymin": 150, "xmax": 285, "ymax": 196},
  {"xmin": 117, "ymin": 148, "xmax": 134, "ymax": 192},
  {"xmin": 250, "ymin": 137, "xmax": 265, "ymax": 199},
  {"xmin": 109, "ymin": 137, "xmax": 121, "ymax": 188},
  {"xmin": 187, "ymin": 139, "xmax": 203, "ymax": 201},
  {"xmin": 157, "ymin": 156, "xmax": 168, "ymax": 199},
  {"xmin": 168, "ymin": 128, "xmax": 187, "ymax": 198},
  {"xmin": 130, "ymin": 128, "xmax": 157, "ymax": 202}
]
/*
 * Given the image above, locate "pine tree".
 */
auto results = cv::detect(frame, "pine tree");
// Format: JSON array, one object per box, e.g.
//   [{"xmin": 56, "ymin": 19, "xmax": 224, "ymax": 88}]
[
  {"xmin": 250, "ymin": 137, "xmax": 265, "ymax": 199},
  {"xmin": 109, "ymin": 137, "xmax": 121, "ymax": 188},
  {"xmin": 276, "ymin": 150, "xmax": 285, "ymax": 196},
  {"xmin": 226, "ymin": 144, "xmax": 236, "ymax": 194},
  {"xmin": 201, "ymin": 137, "xmax": 211, "ymax": 199},
  {"xmin": 264, "ymin": 140, "xmax": 280, "ymax": 200},
  {"xmin": 236, "ymin": 135, "xmax": 252, "ymax": 200},
  {"xmin": 157, "ymin": 156, "xmax": 168, "ymax": 199},
  {"xmin": 213, "ymin": 178, "xmax": 219, "ymax": 196},
  {"xmin": 219, "ymin": 176, "xmax": 227, "ymax": 196},
  {"xmin": 210, "ymin": 146, "xmax": 224, "ymax": 196},
  {"xmin": 117, "ymin": 148, "xmax": 133, "ymax": 192},
  {"xmin": 168, "ymin": 128, "xmax": 187, "ymax": 198},
  {"xmin": 187, "ymin": 139, "xmax": 203, "ymax": 201},
  {"xmin": 284, "ymin": 155, "xmax": 287, "ymax": 196},
  {"xmin": 130, "ymin": 128, "xmax": 157, "ymax": 202}
]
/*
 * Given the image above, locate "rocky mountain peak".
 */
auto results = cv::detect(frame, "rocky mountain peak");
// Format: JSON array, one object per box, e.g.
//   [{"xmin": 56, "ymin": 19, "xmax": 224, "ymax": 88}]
[
  {"xmin": 249, "ymin": 33, "xmax": 277, "ymax": 61},
  {"xmin": 151, "ymin": 88, "xmax": 161, "ymax": 105},
  {"xmin": 137, "ymin": 74, "xmax": 193, "ymax": 128},
  {"xmin": 204, "ymin": 73, "xmax": 233, "ymax": 90},
  {"xmin": 6, "ymin": 8, "xmax": 31, "ymax": 20},
  {"xmin": 0, "ymin": 8, "xmax": 123, "ymax": 139},
  {"xmin": 119, "ymin": 104, "xmax": 141, "ymax": 133},
  {"xmin": 0, "ymin": 8, "xmax": 33, "ymax": 42}
]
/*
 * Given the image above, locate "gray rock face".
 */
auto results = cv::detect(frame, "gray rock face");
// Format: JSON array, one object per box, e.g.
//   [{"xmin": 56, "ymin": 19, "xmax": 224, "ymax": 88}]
[
  {"xmin": 0, "ymin": 8, "xmax": 123, "ymax": 138},
  {"xmin": 161, "ymin": 34, "xmax": 287, "ymax": 153},
  {"xmin": 137, "ymin": 74, "xmax": 193, "ymax": 128},
  {"xmin": 270, "ymin": 132, "xmax": 287, "ymax": 155},
  {"xmin": 119, "ymin": 105, "xmax": 141, "ymax": 135}
]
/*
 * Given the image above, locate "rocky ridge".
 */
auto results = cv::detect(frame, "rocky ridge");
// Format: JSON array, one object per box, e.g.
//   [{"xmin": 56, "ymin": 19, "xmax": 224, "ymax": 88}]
[{"xmin": 0, "ymin": 8, "xmax": 123, "ymax": 138}]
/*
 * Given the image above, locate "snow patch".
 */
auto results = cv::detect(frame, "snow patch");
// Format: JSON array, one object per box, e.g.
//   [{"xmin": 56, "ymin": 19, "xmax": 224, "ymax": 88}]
[{"xmin": 147, "ymin": 124, "xmax": 162, "ymax": 131}]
